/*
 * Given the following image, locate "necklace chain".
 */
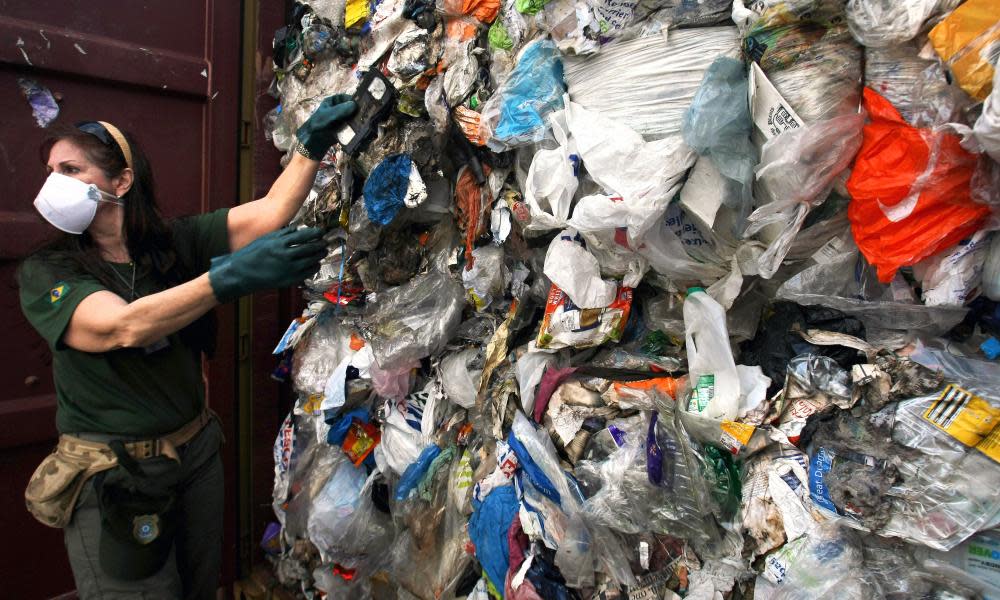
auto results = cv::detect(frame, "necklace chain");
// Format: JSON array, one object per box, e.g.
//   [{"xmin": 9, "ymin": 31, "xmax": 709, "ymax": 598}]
[{"xmin": 108, "ymin": 261, "xmax": 137, "ymax": 301}]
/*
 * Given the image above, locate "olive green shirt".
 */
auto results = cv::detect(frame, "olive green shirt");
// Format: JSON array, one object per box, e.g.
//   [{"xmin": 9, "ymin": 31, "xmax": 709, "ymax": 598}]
[{"xmin": 18, "ymin": 208, "xmax": 230, "ymax": 436}]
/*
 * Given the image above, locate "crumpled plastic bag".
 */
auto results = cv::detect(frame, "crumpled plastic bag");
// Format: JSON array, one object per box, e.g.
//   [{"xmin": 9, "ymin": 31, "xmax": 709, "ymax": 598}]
[
  {"xmin": 745, "ymin": 112, "xmax": 864, "ymax": 279},
  {"xmin": 522, "ymin": 110, "xmax": 577, "ymax": 234},
  {"xmin": 845, "ymin": 0, "xmax": 956, "ymax": 48},
  {"xmin": 480, "ymin": 39, "xmax": 565, "ymax": 151},
  {"xmin": 847, "ymin": 88, "xmax": 990, "ymax": 283},
  {"xmin": 543, "ymin": 230, "xmax": 617, "ymax": 309},
  {"xmin": 362, "ymin": 271, "xmax": 465, "ymax": 366},
  {"xmin": 564, "ymin": 99, "xmax": 696, "ymax": 245},
  {"xmin": 682, "ymin": 56, "xmax": 756, "ymax": 229}
]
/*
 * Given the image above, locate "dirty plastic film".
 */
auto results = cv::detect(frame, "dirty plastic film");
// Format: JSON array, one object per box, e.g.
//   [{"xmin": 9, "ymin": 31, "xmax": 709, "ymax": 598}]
[{"xmin": 262, "ymin": 0, "xmax": 1000, "ymax": 597}]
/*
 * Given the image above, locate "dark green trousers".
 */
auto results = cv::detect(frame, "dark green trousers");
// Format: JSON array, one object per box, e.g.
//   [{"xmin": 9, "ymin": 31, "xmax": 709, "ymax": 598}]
[{"xmin": 64, "ymin": 419, "xmax": 224, "ymax": 599}]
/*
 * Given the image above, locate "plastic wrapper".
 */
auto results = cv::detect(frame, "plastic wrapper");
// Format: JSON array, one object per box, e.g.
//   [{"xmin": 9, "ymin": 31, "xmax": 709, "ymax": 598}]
[
  {"xmin": 744, "ymin": 112, "xmax": 864, "ymax": 279},
  {"xmin": 745, "ymin": 3, "xmax": 863, "ymax": 123},
  {"xmin": 847, "ymin": 88, "xmax": 990, "ymax": 283},
  {"xmin": 562, "ymin": 27, "xmax": 740, "ymax": 139},
  {"xmin": 927, "ymin": 0, "xmax": 1000, "ymax": 102},
  {"xmin": 753, "ymin": 524, "xmax": 869, "ymax": 600},
  {"xmin": 776, "ymin": 240, "xmax": 969, "ymax": 336},
  {"xmin": 845, "ymin": 0, "xmax": 957, "ymax": 48},
  {"xmin": 864, "ymin": 42, "xmax": 967, "ymax": 127},
  {"xmin": 535, "ymin": 284, "xmax": 633, "ymax": 350},
  {"xmin": 362, "ymin": 272, "xmax": 465, "ymax": 366}
]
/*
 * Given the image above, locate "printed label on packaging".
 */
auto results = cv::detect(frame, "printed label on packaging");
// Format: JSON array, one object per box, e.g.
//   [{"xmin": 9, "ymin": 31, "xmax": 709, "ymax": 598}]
[
  {"xmin": 342, "ymin": 419, "xmax": 381, "ymax": 466},
  {"xmin": 720, "ymin": 420, "xmax": 756, "ymax": 454},
  {"xmin": 688, "ymin": 374, "xmax": 715, "ymax": 413},
  {"xmin": 273, "ymin": 319, "xmax": 302, "ymax": 354},
  {"xmin": 923, "ymin": 384, "xmax": 1000, "ymax": 462}
]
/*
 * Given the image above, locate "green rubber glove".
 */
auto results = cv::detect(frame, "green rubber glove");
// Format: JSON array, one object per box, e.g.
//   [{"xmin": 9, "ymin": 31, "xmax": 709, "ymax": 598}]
[
  {"xmin": 295, "ymin": 94, "xmax": 357, "ymax": 160},
  {"xmin": 208, "ymin": 226, "xmax": 327, "ymax": 303}
]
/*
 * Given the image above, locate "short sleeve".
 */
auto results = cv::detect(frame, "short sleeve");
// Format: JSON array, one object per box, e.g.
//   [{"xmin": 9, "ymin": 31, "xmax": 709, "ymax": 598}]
[
  {"xmin": 171, "ymin": 208, "xmax": 231, "ymax": 274},
  {"xmin": 18, "ymin": 256, "xmax": 106, "ymax": 349}
]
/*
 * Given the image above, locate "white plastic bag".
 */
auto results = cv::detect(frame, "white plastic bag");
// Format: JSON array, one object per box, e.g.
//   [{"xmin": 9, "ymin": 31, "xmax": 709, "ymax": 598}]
[
  {"xmin": 543, "ymin": 229, "xmax": 618, "ymax": 309},
  {"xmin": 684, "ymin": 288, "xmax": 741, "ymax": 420},
  {"xmin": 522, "ymin": 110, "xmax": 578, "ymax": 233},
  {"xmin": 564, "ymin": 99, "xmax": 696, "ymax": 244},
  {"xmin": 440, "ymin": 348, "xmax": 481, "ymax": 409}
]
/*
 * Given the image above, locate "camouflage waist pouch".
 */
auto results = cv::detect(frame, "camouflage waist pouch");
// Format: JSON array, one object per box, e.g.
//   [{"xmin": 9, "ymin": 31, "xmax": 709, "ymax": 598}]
[{"xmin": 25, "ymin": 436, "xmax": 119, "ymax": 528}]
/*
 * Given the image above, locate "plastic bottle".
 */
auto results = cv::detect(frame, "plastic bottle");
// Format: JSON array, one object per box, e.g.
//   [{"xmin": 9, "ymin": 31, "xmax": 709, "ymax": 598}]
[{"xmin": 683, "ymin": 287, "xmax": 740, "ymax": 420}]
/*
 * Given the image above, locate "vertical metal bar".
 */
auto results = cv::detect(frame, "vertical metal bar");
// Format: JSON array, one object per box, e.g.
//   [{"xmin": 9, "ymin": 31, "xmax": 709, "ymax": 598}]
[{"xmin": 236, "ymin": 0, "xmax": 260, "ymax": 580}]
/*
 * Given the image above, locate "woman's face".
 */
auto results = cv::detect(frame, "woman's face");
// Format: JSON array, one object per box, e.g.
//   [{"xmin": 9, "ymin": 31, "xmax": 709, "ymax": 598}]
[{"xmin": 45, "ymin": 139, "xmax": 128, "ymax": 197}]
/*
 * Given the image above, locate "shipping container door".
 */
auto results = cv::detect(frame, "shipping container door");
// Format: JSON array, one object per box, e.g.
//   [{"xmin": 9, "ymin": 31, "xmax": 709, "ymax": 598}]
[{"xmin": 0, "ymin": 1, "xmax": 241, "ymax": 597}]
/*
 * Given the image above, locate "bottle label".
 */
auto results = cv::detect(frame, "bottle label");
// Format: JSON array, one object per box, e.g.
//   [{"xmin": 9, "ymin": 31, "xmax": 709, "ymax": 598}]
[{"xmin": 688, "ymin": 374, "xmax": 715, "ymax": 413}]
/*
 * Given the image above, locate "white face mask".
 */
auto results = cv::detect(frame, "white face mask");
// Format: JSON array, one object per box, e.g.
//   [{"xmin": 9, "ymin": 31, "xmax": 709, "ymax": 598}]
[{"xmin": 33, "ymin": 172, "xmax": 123, "ymax": 234}]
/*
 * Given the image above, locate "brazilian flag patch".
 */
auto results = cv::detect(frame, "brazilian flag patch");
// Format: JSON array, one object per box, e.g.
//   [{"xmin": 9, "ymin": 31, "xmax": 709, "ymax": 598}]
[{"xmin": 49, "ymin": 282, "xmax": 69, "ymax": 304}]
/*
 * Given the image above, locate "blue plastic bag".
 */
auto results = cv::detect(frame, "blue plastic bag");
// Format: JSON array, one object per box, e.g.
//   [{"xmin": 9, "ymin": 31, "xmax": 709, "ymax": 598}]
[
  {"xmin": 364, "ymin": 153, "xmax": 413, "ymax": 226},
  {"xmin": 488, "ymin": 40, "xmax": 565, "ymax": 150}
]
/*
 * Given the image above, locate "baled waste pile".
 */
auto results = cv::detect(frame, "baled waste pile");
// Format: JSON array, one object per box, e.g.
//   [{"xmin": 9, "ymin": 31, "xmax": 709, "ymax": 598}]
[{"xmin": 260, "ymin": 0, "xmax": 1000, "ymax": 597}]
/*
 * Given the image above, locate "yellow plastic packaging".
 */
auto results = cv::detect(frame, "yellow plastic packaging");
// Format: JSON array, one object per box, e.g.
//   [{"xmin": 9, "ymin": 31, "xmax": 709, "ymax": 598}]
[{"xmin": 927, "ymin": 0, "xmax": 1000, "ymax": 101}]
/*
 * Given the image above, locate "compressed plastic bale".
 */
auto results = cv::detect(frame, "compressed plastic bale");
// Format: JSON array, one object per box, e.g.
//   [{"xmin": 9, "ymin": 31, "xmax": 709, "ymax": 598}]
[
  {"xmin": 362, "ymin": 271, "xmax": 465, "ymax": 366},
  {"xmin": 847, "ymin": 88, "xmax": 990, "ymax": 283},
  {"xmin": 562, "ymin": 27, "xmax": 740, "ymax": 139}
]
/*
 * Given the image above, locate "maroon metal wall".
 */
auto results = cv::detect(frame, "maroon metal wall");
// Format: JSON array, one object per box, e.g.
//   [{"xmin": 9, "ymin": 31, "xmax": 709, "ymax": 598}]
[{"xmin": 0, "ymin": 1, "xmax": 241, "ymax": 597}]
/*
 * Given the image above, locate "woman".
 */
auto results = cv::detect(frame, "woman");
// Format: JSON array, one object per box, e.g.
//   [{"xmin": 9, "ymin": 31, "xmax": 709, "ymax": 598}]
[{"xmin": 18, "ymin": 95, "xmax": 355, "ymax": 599}]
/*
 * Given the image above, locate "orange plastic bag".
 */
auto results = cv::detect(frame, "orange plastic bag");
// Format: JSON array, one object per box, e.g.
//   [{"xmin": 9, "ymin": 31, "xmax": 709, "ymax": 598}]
[{"xmin": 847, "ymin": 88, "xmax": 989, "ymax": 283}]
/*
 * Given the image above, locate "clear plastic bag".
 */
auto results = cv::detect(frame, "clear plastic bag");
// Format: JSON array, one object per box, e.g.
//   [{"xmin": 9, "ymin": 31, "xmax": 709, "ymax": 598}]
[
  {"xmin": 308, "ymin": 466, "xmax": 393, "ymax": 568},
  {"xmin": 864, "ymin": 42, "xmax": 967, "ymax": 127},
  {"xmin": 292, "ymin": 314, "xmax": 356, "ymax": 396},
  {"xmin": 845, "ymin": 0, "xmax": 955, "ymax": 48},
  {"xmin": 440, "ymin": 348, "xmax": 482, "ymax": 409},
  {"xmin": 362, "ymin": 271, "xmax": 465, "ymax": 366},
  {"xmin": 744, "ymin": 112, "xmax": 864, "ymax": 279},
  {"xmin": 753, "ymin": 524, "xmax": 868, "ymax": 600},
  {"xmin": 776, "ymin": 238, "xmax": 968, "ymax": 336}
]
